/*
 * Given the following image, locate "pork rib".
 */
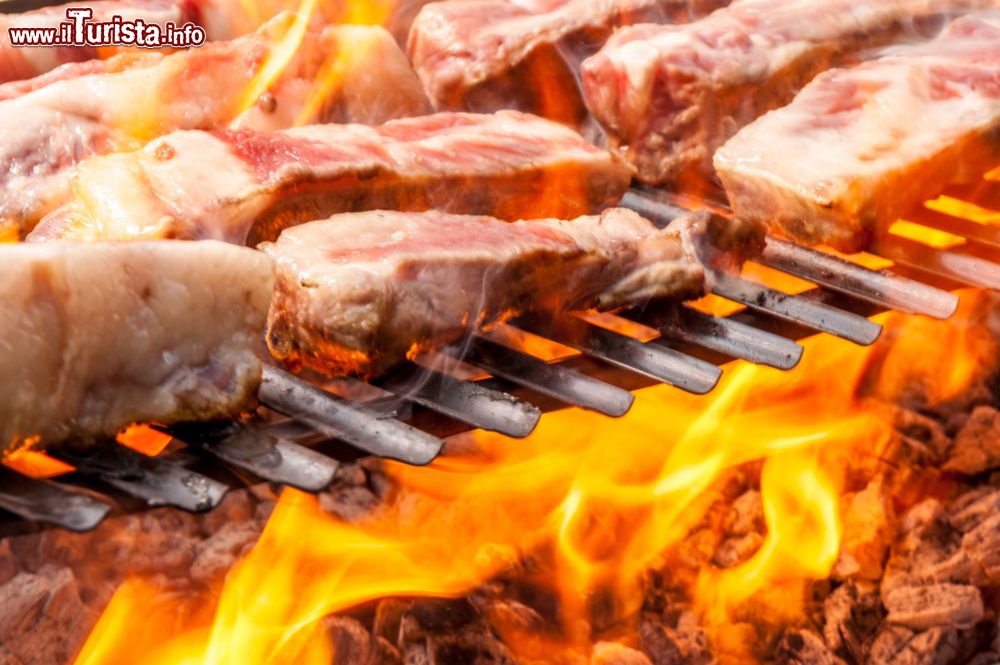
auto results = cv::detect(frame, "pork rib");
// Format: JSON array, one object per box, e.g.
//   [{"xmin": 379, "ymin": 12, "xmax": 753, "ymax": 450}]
[
  {"xmin": 0, "ymin": 241, "xmax": 273, "ymax": 455},
  {"xmin": 408, "ymin": 0, "xmax": 728, "ymax": 125},
  {"xmin": 581, "ymin": 0, "xmax": 989, "ymax": 189},
  {"xmin": 262, "ymin": 208, "xmax": 707, "ymax": 378},
  {"xmin": 715, "ymin": 15, "xmax": 1000, "ymax": 253},
  {"xmin": 30, "ymin": 111, "xmax": 633, "ymax": 245},
  {"xmin": 0, "ymin": 15, "xmax": 430, "ymax": 239}
]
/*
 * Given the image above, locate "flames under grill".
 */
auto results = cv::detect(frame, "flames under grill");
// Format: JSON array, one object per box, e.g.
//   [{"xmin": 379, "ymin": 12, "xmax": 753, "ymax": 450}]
[{"xmin": 1, "ymin": 182, "xmax": 996, "ymax": 536}]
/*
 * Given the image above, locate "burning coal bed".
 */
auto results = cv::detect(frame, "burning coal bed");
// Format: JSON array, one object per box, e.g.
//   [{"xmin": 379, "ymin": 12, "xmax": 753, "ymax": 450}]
[{"xmin": 0, "ymin": 290, "xmax": 995, "ymax": 665}]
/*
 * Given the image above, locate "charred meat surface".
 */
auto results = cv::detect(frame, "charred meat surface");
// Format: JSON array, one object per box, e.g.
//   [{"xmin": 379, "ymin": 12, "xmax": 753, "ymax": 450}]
[
  {"xmin": 30, "ymin": 111, "xmax": 634, "ymax": 245},
  {"xmin": 0, "ymin": 16, "xmax": 430, "ymax": 239},
  {"xmin": 262, "ymin": 208, "xmax": 707, "ymax": 378},
  {"xmin": 0, "ymin": 241, "xmax": 274, "ymax": 455},
  {"xmin": 715, "ymin": 15, "xmax": 1000, "ymax": 253},
  {"xmin": 581, "ymin": 0, "xmax": 989, "ymax": 188},
  {"xmin": 407, "ymin": 0, "xmax": 728, "ymax": 125}
]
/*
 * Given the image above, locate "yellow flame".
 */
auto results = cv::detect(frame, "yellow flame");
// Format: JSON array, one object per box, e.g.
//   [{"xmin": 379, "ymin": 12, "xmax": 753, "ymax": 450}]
[
  {"xmin": 235, "ymin": 0, "xmax": 318, "ymax": 119},
  {"xmin": 294, "ymin": 29, "xmax": 382, "ymax": 127}
]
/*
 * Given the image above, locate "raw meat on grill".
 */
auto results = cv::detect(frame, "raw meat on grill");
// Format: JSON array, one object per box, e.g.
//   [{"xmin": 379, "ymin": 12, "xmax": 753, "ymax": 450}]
[
  {"xmin": 30, "ymin": 111, "xmax": 634, "ymax": 245},
  {"xmin": 0, "ymin": 241, "xmax": 274, "ymax": 455},
  {"xmin": 715, "ymin": 15, "xmax": 1000, "ymax": 253},
  {"xmin": 0, "ymin": 15, "xmax": 430, "ymax": 239},
  {"xmin": 262, "ymin": 208, "xmax": 708, "ymax": 378},
  {"xmin": 407, "ymin": 0, "xmax": 728, "ymax": 126},
  {"xmin": 581, "ymin": 0, "xmax": 990, "ymax": 189}
]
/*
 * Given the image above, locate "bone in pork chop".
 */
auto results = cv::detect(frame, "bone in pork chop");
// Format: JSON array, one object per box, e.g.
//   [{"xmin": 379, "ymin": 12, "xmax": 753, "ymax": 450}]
[
  {"xmin": 408, "ymin": 0, "xmax": 728, "ymax": 125},
  {"xmin": 262, "ymin": 208, "xmax": 708, "ymax": 378},
  {"xmin": 581, "ymin": 0, "xmax": 990, "ymax": 189},
  {"xmin": 0, "ymin": 15, "xmax": 430, "ymax": 239},
  {"xmin": 715, "ymin": 15, "xmax": 1000, "ymax": 253},
  {"xmin": 0, "ymin": 241, "xmax": 274, "ymax": 455},
  {"xmin": 30, "ymin": 111, "xmax": 633, "ymax": 245}
]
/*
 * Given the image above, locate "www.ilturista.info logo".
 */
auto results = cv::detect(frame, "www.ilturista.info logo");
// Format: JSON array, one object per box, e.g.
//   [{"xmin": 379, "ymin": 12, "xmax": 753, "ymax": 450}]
[{"xmin": 8, "ymin": 8, "xmax": 206, "ymax": 48}]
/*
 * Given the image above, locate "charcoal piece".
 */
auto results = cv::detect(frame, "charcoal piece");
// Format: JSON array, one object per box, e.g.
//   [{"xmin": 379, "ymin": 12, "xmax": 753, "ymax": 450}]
[
  {"xmin": 891, "ymin": 408, "xmax": 952, "ymax": 465},
  {"xmin": 881, "ymin": 500, "xmax": 970, "ymax": 594},
  {"xmin": 370, "ymin": 636, "xmax": 404, "ymax": 665},
  {"xmin": 867, "ymin": 626, "xmax": 961, "ymax": 665},
  {"xmin": 0, "ymin": 541, "xmax": 14, "ymax": 587},
  {"xmin": 591, "ymin": 641, "xmax": 654, "ymax": 665},
  {"xmin": 949, "ymin": 488, "xmax": 1000, "ymax": 533},
  {"xmin": 960, "ymin": 513, "xmax": 1000, "ymax": 586},
  {"xmin": 198, "ymin": 489, "xmax": 257, "ymax": 536},
  {"xmin": 318, "ymin": 462, "xmax": 384, "ymax": 522},
  {"xmin": 638, "ymin": 614, "xmax": 711, "ymax": 665},
  {"xmin": 833, "ymin": 476, "xmax": 896, "ymax": 581},
  {"xmin": 189, "ymin": 521, "xmax": 261, "ymax": 587},
  {"xmin": 883, "ymin": 584, "xmax": 983, "ymax": 630},
  {"xmin": 0, "ymin": 644, "xmax": 22, "ymax": 665},
  {"xmin": 775, "ymin": 630, "xmax": 846, "ymax": 665},
  {"xmin": 722, "ymin": 490, "xmax": 764, "ymax": 537},
  {"xmin": 374, "ymin": 599, "xmax": 411, "ymax": 645},
  {"xmin": 822, "ymin": 582, "xmax": 882, "ymax": 660},
  {"xmin": 0, "ymin": 567, "xmax": 97, "ymax": 665},
  {"xmin": 480, "ymin": 599, "xmax": 545, "ymax": 640},
  {"xmin": 638, "ymin": 619, "xmax": 683, "ymax": 665},
  {"xmin": 426, "ymin": 627, "xmax": 516, "ymax": 665},
  {"xmin": 944, "ymin": 407, "xmax": 1000, "ymax": 475},
  {"xmin": 712, "ymin": 533, "xmax": 763, "ymax": 569},
  {"xmin": 326, "ymin": 616, "xmax": 374, "ymax": 665},
  {"xmin": 409, "ymin": 599, "xmax": 479, "ymax": 632}
]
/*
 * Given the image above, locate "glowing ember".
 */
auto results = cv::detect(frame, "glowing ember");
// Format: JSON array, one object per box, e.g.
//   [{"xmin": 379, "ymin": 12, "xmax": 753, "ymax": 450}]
[
  {"xmin": 3, "ymin": 446, "xmax": 75, "ymax": 478},
  {"xmin": 116, "ymin": 424, "xmax": 173, "ymax": 457}
]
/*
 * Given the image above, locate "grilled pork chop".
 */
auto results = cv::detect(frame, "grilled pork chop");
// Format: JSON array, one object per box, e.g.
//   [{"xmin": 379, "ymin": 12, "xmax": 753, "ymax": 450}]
[
  {"xmin": 262, "ymin": 208, "xmax": 708, "ymax": 378},
  {"xmin": 408, "ymin": 0, "xmax": 728, "ymax": 125},
  {"xmin": 581, "ymin": 0, "xmax": 989, "ymax": 189},
  {"xmin": 715, "ymin": 15, "xmax": 1000, "ymax": 253},
  {"xmin": 0, "ymin": 15, "xmax": 430, "ymax": 239},
  {"xmin": 0, "ymin": 241, "xmax": 274, "ymax": 455},
  {"xmin": 31, "ymin": 111, "xmax": 633, "ymax": 245}
]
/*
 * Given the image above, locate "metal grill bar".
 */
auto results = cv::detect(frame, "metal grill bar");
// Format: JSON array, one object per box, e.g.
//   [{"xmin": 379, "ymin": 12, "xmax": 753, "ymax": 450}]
[
  {"xmin": 710, "ymin": 271, "xmax": 883, "ymax": 346},
  {"xmin": 639, "ymin": 303, "xmax": 804, "ymax": 370},
  {"xmin": 377, "ymin": 364, "xmax": 541, "ymax": 438},
  {"xmin": 259, "ymin": 366, "xmax": 445, "ymax": 465},
  {"xmin": 877, "ymin": 237, "xmax": 1000, "ymax": 291},
  {"xmin": 167, "ymin": 422, "xmax": 339, "ymax": 492},
  {"xmin": 460, "ymin": 335, "xmax": 634, "ymax": 417},
  {"xmin": 50, "ymin": 445, "xmax": 229, "ymax": 512},
  {"xmin": 759, "ymin": 239, "xmax": 959, "ymax": 319},
  {"xmin": 0, "ymin": 468, "xmax": 110, "ymax": 533},
  {"xmin": 518, "ymin": 317, "xmax": 722, "ymax": 394}
]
